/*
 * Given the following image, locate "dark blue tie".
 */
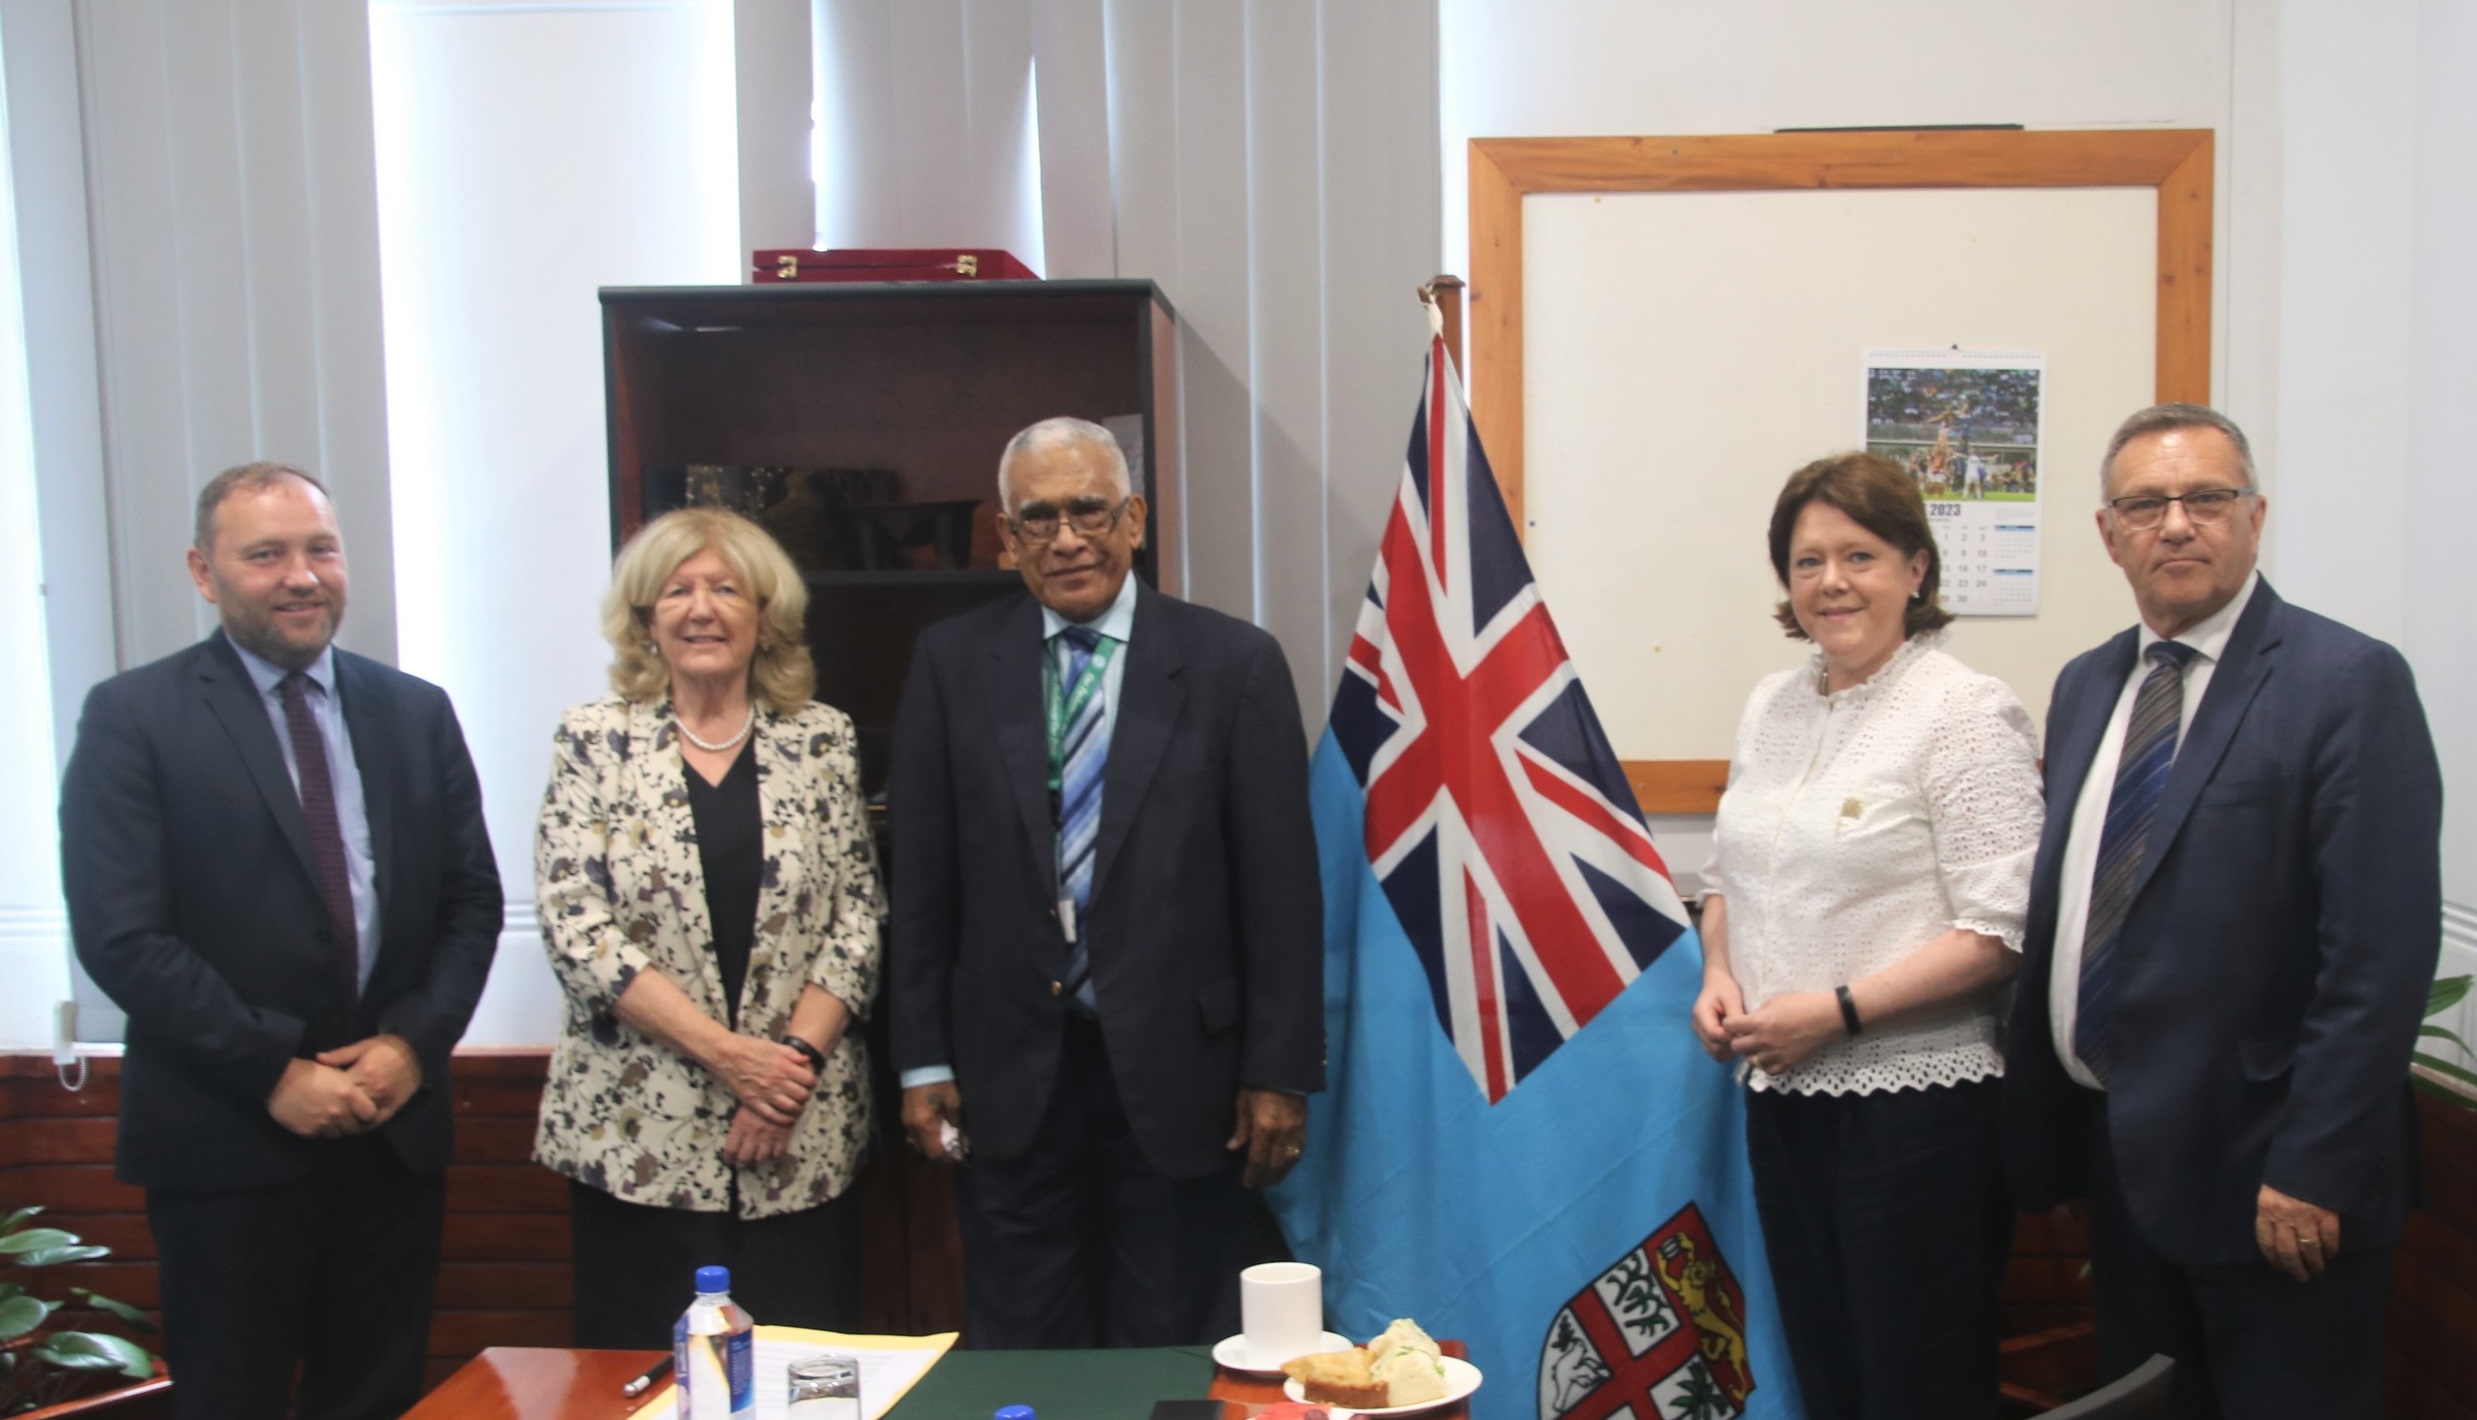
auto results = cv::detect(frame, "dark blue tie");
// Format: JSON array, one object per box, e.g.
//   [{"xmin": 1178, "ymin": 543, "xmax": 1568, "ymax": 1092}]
[
  {"xmin": 2074, "ymin": 640, "xmax": 2198, "ymax": 1081},
  {"xmin": 1054, "ymin": 625, "xmax": 1107, "ymax": 1010}
]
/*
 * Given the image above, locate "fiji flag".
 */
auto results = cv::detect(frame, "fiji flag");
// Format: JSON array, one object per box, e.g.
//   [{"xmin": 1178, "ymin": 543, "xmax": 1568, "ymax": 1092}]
[{"xmin": 1268, "ymin": 338, "xmax": 1802, "ymax": 1420}]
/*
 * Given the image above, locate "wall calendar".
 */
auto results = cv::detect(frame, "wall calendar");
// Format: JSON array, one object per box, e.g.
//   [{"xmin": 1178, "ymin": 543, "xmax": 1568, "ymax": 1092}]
[{"xmin": 1861, "ymin": 349, "xmax": 2046, "ymax": 617}]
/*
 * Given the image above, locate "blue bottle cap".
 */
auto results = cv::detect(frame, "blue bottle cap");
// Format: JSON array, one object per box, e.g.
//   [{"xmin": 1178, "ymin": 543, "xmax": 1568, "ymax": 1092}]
[
  {"xmin": 994, "ymin": 1407, "xmax": 1035, "ymax": 1420},
  {"xmin": 695, "ymin": 1265, "xmax": 730, "ymax": 1293}
]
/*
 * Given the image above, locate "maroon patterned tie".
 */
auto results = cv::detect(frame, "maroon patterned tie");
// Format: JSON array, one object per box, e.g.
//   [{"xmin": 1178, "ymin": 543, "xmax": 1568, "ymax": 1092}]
[{"xmin": 280, "ymin": 672, "xmax": 361, "ymax": 1012}]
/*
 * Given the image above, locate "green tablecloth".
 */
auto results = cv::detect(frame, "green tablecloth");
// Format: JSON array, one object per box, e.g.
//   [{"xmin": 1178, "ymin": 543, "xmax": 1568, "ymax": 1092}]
[{"xmin": 885, "ymin": 1345, "xmax": 1219, "ymax": 1420}]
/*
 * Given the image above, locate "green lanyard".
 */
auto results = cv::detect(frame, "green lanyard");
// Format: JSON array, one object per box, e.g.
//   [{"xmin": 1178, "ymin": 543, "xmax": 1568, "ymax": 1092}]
[{"xmin": 1044, "ymin": 633, "xmax": 1120, "ymax": 789}]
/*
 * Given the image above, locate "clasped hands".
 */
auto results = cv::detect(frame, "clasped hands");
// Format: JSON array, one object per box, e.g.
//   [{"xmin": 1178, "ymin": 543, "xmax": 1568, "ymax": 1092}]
[
  {"xmin": 265, "ymin": 1033, "xmax": 423, "ymax": 1139},
  {"xmin": 717, "ymin": 1033, "xmax": 819, "ymax": 1166},
  {"xmin": 1690, "ymin": 980, "xmax": 1842, "ymax": 1077}
]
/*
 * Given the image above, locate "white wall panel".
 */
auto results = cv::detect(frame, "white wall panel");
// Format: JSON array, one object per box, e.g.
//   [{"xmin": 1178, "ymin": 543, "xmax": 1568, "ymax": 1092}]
[
  {"xmin": 1029, "ymin": 0, "xmax": 1112, "ymax": 278},
  {"xmin": 2407, "ymin": 0, "xmax": 2477, "ymax": 910},
  {"xmin": 2268, "ymin": 0, "xmax": 2415, "ymax": 646},
  {"xmin": 370, "ymin": 0, "xmax": 740, "ymax": 1045},
  {"xmin": 1163, "ymin": 1, "xmax": 1254, "ymax": 622},
  {"xmin": 815, "ymin": 0, "xmax": 1041, "ymax": 262},
  {"xmin": 1315, "ymin": 0, "xmax": 1439, "ymax": 711},
  {"xmin": 2222, "ymin": 0, "xmax": 2285, "ymax": 502},
  {"xmin": 4, "ymin": 0, "xmax": 110, "ymax": 771},
  {"xmin": 1246, "ymin": 5, "xmax": 1332, "ymax": 709},
  {"xmin": 736, "ymin": 0, "xmax": 816, "ymax": 254}
]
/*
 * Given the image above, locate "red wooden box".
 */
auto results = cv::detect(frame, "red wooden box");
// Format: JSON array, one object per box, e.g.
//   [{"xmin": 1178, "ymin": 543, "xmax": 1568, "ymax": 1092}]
[{"xmin": 752, "ymin": 247, "xmax": 1039, "ymax": 283}]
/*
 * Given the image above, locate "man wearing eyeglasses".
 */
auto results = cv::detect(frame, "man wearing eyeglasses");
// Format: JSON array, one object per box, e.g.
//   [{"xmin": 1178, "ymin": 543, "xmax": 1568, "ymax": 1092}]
[
  {"xmin": 888, "ymin": 416, "xmax": 1323, "ymax": 1348},
  {"xmin": 2002, "ymin": 404, "xmax": 2440, "ymax": 1417}
]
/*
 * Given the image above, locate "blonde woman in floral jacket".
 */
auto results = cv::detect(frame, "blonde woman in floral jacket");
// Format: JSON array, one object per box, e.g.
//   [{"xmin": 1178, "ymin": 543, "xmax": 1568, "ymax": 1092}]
[{"xmin": 533, "ymin": 508, "xmax": 884, "ymax": 1347}]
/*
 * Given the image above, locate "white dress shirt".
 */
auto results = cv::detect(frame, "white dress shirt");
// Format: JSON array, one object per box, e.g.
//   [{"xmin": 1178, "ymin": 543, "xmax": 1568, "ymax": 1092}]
[{"xmin": 2048, "ymin": 571, "xmax": 2260, "ymax": 1090}]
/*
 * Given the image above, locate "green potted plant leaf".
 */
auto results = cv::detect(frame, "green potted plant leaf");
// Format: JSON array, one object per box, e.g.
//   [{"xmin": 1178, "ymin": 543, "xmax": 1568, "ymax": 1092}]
[
  {"xmin": 2413, "ymin": 974, "xmax": 2477, "ymax": 1108},
  {"xmin": 0, "ymin": 1206, "xmax": 158, "ymax": 1416}
]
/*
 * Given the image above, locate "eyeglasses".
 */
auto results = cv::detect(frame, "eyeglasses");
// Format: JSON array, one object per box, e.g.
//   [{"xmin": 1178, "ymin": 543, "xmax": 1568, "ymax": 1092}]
[
  {"xmin": 2106, "ymin": 487, "xmax": 2253, "ymax": 530},
  {"xmin": 1007, "ymin": 495, "xmax": 1131, "ymax": 544}
]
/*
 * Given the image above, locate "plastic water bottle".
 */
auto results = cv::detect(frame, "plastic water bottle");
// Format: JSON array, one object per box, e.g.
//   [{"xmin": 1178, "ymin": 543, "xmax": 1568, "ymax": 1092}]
[{"xmin": 674, "ymin": 1265, "xmax": 755, "ymax": 1419}]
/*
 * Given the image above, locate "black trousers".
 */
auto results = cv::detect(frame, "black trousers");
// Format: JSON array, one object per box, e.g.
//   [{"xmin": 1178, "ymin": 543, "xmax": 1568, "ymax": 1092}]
[
  {"xmin": 2082, "ymin": 1091, "xmax": 2390, "ymax": 1418},
  {"xmin": 953, "ymin": 1014, "xmax": 1251, "ymax": 1349},
  {"xmin": 1743, "ymin": 1078, "xmax": 2010, "ymax": 1420},
  {"xmin": 567, "ymin": 1180, "xmax": 860, "ymax": 1350},
  {"xmin": 145, "ymin": 1134, "xmax": 444, "ymax": 1420}
]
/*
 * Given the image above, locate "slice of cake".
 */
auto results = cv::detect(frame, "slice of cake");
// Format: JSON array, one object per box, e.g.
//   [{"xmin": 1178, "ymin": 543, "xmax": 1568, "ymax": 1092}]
[{"xmin": 1282, "ymin": 1348, "xmax": 1389, "ymax": 1409}]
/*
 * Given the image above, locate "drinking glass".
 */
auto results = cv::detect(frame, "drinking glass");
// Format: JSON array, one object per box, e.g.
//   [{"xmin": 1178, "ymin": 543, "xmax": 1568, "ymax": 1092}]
[{"xmin": 787, "ymin": 1352, "xmax": 861, "ymax": 1419}]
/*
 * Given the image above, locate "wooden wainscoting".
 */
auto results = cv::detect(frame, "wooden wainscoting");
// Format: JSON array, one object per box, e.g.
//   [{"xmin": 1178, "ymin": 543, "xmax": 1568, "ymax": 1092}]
[
  {"xmin": 429, "ymin": 1052, "xmax": 570, "ymax": 1383},
  {"xmin": 2389, "ymin": 1088, "xmax": 2477, "ymax": 1416}
]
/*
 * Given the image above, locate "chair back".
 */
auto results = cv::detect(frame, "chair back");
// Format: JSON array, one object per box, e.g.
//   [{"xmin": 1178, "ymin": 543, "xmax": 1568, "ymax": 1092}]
[{"xmin": 2039, "ymin": 1355, "xmax": 2174, "ymax": 1419}]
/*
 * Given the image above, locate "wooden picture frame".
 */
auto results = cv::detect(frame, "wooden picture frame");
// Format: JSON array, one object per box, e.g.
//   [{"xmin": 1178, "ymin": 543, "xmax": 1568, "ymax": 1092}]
[{"xmin": 1466, "ymin": 129, "xmax": 2214, "ymax": 813}]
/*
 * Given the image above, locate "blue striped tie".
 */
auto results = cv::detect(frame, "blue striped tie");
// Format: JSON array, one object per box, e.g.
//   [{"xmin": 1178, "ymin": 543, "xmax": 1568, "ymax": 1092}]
[
  {"xmin": 1055, "ymin": 624, "xmax": 1108, "ymax": 1010},
  {"xmin": 2074, "ymin": 640, "xmax": 2197, "ymax": 1082}
]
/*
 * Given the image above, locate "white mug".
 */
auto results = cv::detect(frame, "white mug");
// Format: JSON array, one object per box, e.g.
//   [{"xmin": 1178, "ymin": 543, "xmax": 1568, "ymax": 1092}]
[{"xmin": 1239, "ymin": 1261, "xmax": 1323, "ymax": 1369}]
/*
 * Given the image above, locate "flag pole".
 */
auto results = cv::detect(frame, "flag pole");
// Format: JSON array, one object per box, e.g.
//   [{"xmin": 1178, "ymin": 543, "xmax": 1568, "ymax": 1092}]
[{"xmin": 1420, "ymin": 276, "xmax": 1466, "ymax": 378}]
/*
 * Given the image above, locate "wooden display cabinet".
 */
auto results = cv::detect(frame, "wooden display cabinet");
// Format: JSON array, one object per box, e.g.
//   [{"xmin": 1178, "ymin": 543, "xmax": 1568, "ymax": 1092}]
[{"xmin": 600, "ymin": 279, "xmax": 1182, "ymax": 795}]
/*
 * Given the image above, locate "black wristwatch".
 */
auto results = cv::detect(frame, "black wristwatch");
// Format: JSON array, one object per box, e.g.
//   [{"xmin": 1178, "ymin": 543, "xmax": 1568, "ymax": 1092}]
[
  {"xmin": 1834, "ymin": 984, "xmax": 1863, "ymax": 1037},
  {"xmin": 782, "ymin": 1035, "xmax": 827, "ymax": 1072}
]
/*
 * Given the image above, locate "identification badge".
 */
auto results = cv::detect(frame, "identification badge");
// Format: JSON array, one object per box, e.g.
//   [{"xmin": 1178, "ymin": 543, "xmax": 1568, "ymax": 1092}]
[{"xmin": 1058, "ymin": 896, "xmax": 1078, "ymax": 942}]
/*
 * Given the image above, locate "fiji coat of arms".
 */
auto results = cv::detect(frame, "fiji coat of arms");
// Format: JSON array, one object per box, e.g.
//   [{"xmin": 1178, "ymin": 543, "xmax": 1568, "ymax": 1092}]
[{"xmin": 1537, "ymin": 1203, "xmax": 1756, "ymax": 1419}]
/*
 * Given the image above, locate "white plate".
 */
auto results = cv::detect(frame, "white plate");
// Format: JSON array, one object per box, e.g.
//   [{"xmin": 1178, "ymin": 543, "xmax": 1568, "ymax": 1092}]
[
  {"xmin": 1282, "ymin": 1355, "xmax": 1483, "ymax": 1417},
  {"xmin": 1211, "ymin": 1330, "xmax": 1357, "ymax": 1376}
]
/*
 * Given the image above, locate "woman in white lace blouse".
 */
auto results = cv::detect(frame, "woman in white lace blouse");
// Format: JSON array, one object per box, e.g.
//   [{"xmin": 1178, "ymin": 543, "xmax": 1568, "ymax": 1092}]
[{"xmin": 1692, "ymin": 452, "xmax": 2042, "ymax": 1420}]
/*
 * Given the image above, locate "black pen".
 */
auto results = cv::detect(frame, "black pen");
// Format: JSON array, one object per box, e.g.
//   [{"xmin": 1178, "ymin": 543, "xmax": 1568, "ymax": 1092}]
[{"xmin": 620, "ymin": 1354, "xmax": 673, "ymax": 1398}]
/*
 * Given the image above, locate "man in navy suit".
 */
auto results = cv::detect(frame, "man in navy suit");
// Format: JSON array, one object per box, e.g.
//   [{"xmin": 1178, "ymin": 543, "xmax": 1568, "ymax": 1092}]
[
  {"xmin": 890, "ymin": 417, "xmax": 1323, "ymax": 1348},
  {"xmin": 2002, "ymin": 405, "xmax": 2441, "ymax": 1417},
  {"xmin": 61, "ymin": 463, "xmax": 502, "ymax": 1420}
]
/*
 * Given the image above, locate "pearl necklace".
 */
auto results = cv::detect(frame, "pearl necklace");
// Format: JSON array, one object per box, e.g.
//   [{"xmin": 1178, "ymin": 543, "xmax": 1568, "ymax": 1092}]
[{"xmin": 677, "ymin": 704, "xmax": 756, "ymax": 753}]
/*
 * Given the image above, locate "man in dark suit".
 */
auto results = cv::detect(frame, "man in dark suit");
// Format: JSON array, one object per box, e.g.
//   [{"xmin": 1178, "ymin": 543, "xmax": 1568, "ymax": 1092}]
[
  {"xmin": 60, "ymin": 462, "xmax": 503, "ymax": 1420},
  {"xmin": 2002, "ymin": 405, "xmax": 2441, "ymax": 1417},
  {"xmin": 890, "ymin": 417, "xmax": 1323, "ymax": 1348}
]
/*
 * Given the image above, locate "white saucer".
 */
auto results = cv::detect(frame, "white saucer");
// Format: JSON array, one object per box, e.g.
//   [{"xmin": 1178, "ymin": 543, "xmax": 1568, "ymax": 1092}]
[
  {"xmin": 1211, "ymin": 1330, "xmax": 1356, "ymax": 1376},
  {"xmin": 1281, "ymin": 1354, "xmax": 1484, "ymax": 1417}
]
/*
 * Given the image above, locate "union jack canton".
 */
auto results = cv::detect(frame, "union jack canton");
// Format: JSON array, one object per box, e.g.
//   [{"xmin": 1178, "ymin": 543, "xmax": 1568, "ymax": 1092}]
[{"xmin": 1327, "ymin": 338, "xmax": 1693, "ymax": 1103}]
